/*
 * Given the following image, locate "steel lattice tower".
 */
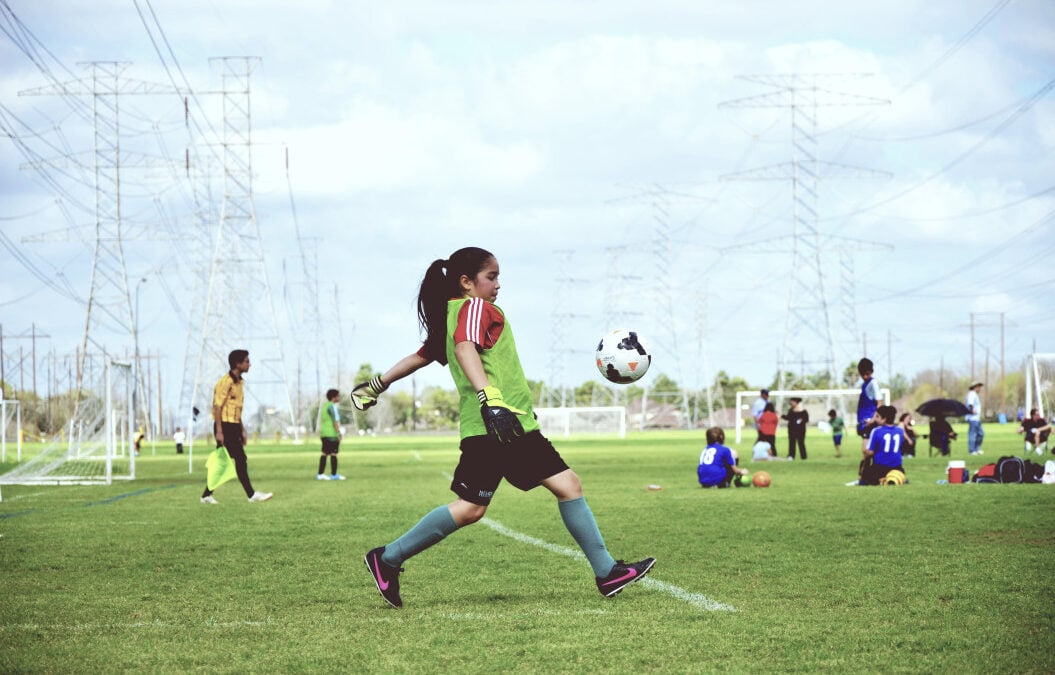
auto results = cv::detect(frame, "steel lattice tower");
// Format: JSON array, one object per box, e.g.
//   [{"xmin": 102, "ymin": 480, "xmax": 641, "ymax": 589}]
[
  {"xmin": 608, "ymin": 184, "xmax": 705, "ymax": 428},
  {"xmin": 20, "ymin": 61, "xmax": 173, "ymax": 435},
  {"xmin": 176, "ymin": 140, "xmax": 219, "ymax": 423},
  {"xmin": 719, "ymin": 74, "xmax": 889, "ymax": 388},
  {"xmin": 188, "ymin": 57, "xmax": 295, "ymax": 433},
  {"xmin": 593, "ymin": 246, "xmax": 645, "ymax": 407},
  {"xmin": 541, "ymin": 249, "xmax": 588, "ymax": 408}
]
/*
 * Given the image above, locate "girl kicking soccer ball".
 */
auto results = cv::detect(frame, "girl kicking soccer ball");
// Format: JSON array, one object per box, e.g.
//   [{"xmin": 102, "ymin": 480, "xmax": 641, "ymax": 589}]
[{"xmin": 356, "ymin": 246, "xmax": 655, "ymax": 608}]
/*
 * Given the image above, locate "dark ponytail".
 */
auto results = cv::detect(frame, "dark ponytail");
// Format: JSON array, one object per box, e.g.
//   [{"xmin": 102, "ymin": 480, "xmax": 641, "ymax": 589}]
[{"xmin": 417, "ymin": 247, "xmax": 494, "ymax": 364}]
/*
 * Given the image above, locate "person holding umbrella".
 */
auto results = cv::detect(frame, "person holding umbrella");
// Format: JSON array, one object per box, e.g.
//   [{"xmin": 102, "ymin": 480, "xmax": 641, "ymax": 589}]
[
  {"xmin": 965, "ymin": 381, "xmax": 984, "ymax": 456},
  {"xmin": 915, "ymin": 398, "xmax": 967, "ymax": 457}
]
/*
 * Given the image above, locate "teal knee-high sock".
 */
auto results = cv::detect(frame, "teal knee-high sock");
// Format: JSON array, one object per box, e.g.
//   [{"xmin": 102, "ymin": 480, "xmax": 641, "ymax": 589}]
[
  {"xmin": 558, "ymin": 496, "xmax": 617, "ymax": 577},
  {"xmin": 382, "ymin": 505, "xmax": 459, "ymax": 567}
]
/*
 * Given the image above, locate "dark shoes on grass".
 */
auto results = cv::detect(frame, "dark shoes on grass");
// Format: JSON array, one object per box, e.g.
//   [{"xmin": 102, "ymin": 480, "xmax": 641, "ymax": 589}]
[{"xmin": 596, "ymin": 557, "xmax": 656, "ymax": 597}]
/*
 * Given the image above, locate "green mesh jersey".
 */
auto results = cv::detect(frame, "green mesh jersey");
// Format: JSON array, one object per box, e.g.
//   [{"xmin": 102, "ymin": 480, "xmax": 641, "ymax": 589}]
[
  {"xmin": 446, "ymin": 297, "xmax": 540, "ymax": 439},
  {"xmin": 319, "ymin": 400, "xmax": 339, "ymax": 439}
]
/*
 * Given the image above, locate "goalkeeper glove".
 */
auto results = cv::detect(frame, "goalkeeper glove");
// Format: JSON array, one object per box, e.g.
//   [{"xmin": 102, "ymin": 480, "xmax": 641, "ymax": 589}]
[
  {"xmin": 478, "ymin": 386, "xmax": 525, "ymax": 444},
  {"xmin": 351, "ymin": 375, "xmax": 388, "ymax": 411}
]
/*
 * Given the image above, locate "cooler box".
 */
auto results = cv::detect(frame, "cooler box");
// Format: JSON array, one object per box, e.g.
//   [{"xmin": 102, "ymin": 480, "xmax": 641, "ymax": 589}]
[{"xmin": 947, "ymin": 460, "xmax": 967, "ymax": 484}]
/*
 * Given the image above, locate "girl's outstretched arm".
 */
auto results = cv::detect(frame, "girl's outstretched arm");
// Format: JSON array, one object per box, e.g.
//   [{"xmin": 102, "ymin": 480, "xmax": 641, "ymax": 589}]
[
  {"xmin": 382, "ymin": 352, "xmax": 432, "ymax": 384},
  {"xmin": 351, "ymin": 351, "xmax": 431, "ymax": 411}
]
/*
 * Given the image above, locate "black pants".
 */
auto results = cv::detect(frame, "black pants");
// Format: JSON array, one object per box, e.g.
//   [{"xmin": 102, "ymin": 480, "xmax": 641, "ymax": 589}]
[
  {"xmin": 788, "ymin": 434, "xmax": 807, "ymax": 460},
  {"xmin": 202, "ymin": 422, "xmax": 254, "ymax": 498}
]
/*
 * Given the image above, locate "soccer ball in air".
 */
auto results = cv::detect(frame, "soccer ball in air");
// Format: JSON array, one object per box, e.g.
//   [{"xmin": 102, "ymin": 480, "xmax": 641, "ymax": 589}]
[
  {"xmin": 595, "ymin": 329, "xmax": 652, "ymax": 384},
  {"xmin": 752, "ymin": 471, "xmax": 771, "ymax": 488}
]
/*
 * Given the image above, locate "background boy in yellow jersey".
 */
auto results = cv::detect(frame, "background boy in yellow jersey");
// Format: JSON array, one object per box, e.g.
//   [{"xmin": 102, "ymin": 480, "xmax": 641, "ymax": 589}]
[{"xmin": 200, "ymin": 349, "xmax": 273, "ymax": 504}]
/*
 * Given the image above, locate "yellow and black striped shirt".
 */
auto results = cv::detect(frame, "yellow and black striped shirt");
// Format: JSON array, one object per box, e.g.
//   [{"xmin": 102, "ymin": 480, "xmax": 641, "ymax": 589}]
[{"xmin": 213, "ymin": 372, "xmax": 244, "ymax": 424}]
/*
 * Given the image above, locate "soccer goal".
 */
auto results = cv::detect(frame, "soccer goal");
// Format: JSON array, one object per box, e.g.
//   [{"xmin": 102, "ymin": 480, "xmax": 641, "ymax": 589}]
[
  {"xmin": 534, "ymin": 406, "xmax": 627, "ymax": 438},
  {"xmin": 1025, "ymin": 353, "xmax": 1055, "ymax": 418},
  {"xmin": 734, "ymin": 388, "xmax": 891, "ymax": 444},
  {"xmin": 0, "ymin": 360, "xmax": 135, "ymax": 497},
  {"xmin": 1, "ymin": 399, "xmax": 21, "ymax": 463}
]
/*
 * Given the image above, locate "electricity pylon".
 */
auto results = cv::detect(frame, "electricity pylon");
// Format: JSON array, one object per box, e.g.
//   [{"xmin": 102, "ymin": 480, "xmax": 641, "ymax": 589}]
[
  {"xmin": 20, "ymin": 61, "xmax": 175, "ymax": 435},
  {"xmin": 188, "ymin": 57, "xmax": 296, "ymax": 435},
  {"xmin": 719, "ymin": 73, "xmax": 890, "ymax": 388},
  {"xmin": 541, "ymin": 249, "xmax": 589, "ymax": 408}
]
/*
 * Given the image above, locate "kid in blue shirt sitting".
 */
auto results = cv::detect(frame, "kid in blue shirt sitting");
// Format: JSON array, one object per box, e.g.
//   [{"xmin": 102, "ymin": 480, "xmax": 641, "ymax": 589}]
[
  {"xmin": 698, "ymin": 427, "xmax": 749, "ymax": 488},
  {"xmin": 859, "ymin": 405, "xmax": 906, "ymax": 486}
]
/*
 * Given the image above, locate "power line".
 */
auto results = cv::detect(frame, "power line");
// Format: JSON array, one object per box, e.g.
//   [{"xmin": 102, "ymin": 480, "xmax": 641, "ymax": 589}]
[{"xmin": 822, "ymin": 76, "xmax": 1055, "ymax": 220}]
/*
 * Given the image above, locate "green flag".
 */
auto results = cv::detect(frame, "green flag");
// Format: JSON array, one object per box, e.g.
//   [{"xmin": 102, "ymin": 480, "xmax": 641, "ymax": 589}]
[{"xmin": 206, "ymin": 447, "xmax": 238, "ymax": 490}]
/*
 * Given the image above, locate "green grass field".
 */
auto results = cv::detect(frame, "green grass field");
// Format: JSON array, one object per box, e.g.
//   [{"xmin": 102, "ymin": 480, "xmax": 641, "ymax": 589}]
[{"xmin": 2, "ymin": 424, "xmax": 1053, "ymax": 673}]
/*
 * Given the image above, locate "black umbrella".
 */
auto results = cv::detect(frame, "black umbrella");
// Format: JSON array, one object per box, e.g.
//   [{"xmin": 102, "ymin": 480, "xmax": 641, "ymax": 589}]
[{"xmin": 915, "ymin": 398, "xmax": 969, "ymax": 417}]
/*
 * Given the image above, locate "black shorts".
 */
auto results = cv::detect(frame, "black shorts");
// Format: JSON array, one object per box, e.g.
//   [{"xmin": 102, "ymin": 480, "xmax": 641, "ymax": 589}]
[
  {"xmin": 450, "ymin": 430, "xmax": 570, "ymax": 506},
  {"xmin": 858, "ymin": 420, "xmax": 877, "ymax": 438},
  {"xmin": 218, "ymin": 422, "xmax": 246, "ymax": 461},
  {"xmin": 861, "ymin": 462, "xmax": 903, "ymax": 486},
  {"xmin": 321, "ymin": 437, "xmax": 340, "ymax": 454}
]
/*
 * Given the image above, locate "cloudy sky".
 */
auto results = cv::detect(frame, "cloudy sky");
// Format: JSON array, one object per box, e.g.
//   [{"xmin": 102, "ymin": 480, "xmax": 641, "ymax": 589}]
[{"xmin": 1, "ymin": 0, "xmax": 1053, "ymax": 418}]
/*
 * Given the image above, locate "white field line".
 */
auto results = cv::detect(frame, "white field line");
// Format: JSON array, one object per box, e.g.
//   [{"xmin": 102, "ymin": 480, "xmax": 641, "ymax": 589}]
[
  {"xmin": 0, "ymin": 491, "xmax": 48, "ymax": 502},
  {"xmin": 438, "ymin": 471, "xmax": 733, "ymax": 611},
  {"xmin": 480, "ymin": 517, "xmax": 735, "ymax": 612}
]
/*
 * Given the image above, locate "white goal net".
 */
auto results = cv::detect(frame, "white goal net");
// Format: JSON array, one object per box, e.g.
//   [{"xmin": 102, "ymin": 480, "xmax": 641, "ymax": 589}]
[
  {"xmin": 1, "ymin": 399, "xmax": 21, "ymax": 463},
  {"xmin": 0, "ymin": 360, "xmax": 135, "ymax": 493},
  {"xmin": 734, "ymin": 387, "xmax": 891, "ymax": 444},
  {"xmin": 535, "ymin": 406, "xmax": 627, "ymax": 438}
]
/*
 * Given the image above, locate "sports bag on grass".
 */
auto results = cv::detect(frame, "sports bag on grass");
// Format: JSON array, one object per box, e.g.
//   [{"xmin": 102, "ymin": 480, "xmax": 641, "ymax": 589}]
[
  {"xmin": 973, "ymin": 462, "xmax": 998, "ymax": 483},
  {"xmin": 996, "ymin": 456, "xmax": 1025, "ymax": 484}
]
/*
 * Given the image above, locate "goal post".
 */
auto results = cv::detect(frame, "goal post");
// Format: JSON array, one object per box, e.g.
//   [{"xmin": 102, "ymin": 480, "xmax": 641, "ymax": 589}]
[
  {"xmin": 1025, "ymin": 353, "xmax": 1055, "ymax": 418},
  {"xmin": 1, "ymin": 399, "xmax": 22, "ymax": 463},
  {"xmin": 534, "ymin": 406, "xmax": 627, "ymax": 438},
  {"xmin": 0, "ymin": 360, "xmax": 134, "ymax": 496},
  {"xmin": 734, "ymin": 388, "xmax": 891, "ymax": 444}
]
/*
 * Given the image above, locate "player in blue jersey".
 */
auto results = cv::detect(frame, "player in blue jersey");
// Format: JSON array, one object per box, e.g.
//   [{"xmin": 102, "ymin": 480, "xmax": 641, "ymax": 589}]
[
  {"xmin": 859, "ymin": 405, "xmax": 906, "ymax": 486},
  {"xmin": 856, "ymin": 358, "xmax": 881, "ymax": 440},
  {"xmin": 697, "ymin": 427, "xmax": 749, "ymax": 488}
]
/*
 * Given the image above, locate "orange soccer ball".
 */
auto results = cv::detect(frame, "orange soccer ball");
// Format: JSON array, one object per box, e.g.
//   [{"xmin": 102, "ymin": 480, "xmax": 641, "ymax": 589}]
[{"xmin": 752, "ymin": 471, "xmax": 771, "ymax": 488}]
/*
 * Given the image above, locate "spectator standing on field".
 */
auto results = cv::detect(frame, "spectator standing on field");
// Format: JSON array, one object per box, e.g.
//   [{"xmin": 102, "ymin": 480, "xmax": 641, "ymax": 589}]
[
  {"xmin": 200, "ymin": 349, "xmax": 273, "ymax": 505},
  {"xmin": 782, "ymin": 397, "xmax": 809, "ymax": 460},
  {"xmin": 317, "ymin": 388, "xmax": 346, "ymax": 480},
  {"xmin": 750, "ymin": 389, "xmax": 770, "ymax": 443},
  {"xmin": 856, "ymin": 358, "xmax": 881, "ymax": 442},
  {"xmin": 758, "ymin": 402, "xmax": 779, "ymax": 458},
  {"xmin": 173, "ymin": 426, "xmax": 185, "ymax": 455},
  {"xmin": 964, "ymin": 381, "xmax": 984, "ymax": 456},
  {"xmin": 828, "ymin": 409, "xmax": 845, "ymax": 458}
]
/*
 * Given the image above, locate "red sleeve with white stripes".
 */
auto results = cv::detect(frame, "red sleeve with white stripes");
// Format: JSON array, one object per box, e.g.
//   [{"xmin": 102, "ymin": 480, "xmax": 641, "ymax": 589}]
[{"xmin": 453, "ymin": 297, "xmax": 505, "ymax": 350}]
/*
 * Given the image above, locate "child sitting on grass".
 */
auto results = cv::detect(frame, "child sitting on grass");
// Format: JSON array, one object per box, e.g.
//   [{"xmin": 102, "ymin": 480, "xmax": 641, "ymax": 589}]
[
  {"xmin": 697, "ymin": 427, "xmax": 749, "ymax": 488},
  {"xmin": 859, "ymin": 405, "xmax": 906, "ymax": 486}
]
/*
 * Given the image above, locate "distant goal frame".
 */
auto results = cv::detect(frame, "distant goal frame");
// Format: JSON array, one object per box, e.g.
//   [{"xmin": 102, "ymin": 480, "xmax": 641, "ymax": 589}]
[
  {"xmin": 534, "ymin": 406, "xmax": 628, "ymax": 438},
  {"xmin": 734, "ymin": 388, "xmax": 891, "ymax": 444}
]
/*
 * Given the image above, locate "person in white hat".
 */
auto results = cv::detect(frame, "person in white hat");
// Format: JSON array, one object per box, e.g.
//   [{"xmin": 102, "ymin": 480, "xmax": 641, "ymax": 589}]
[{"xmin": 964, "ymin": 381, "xmax": 985, "ymax": 456}]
